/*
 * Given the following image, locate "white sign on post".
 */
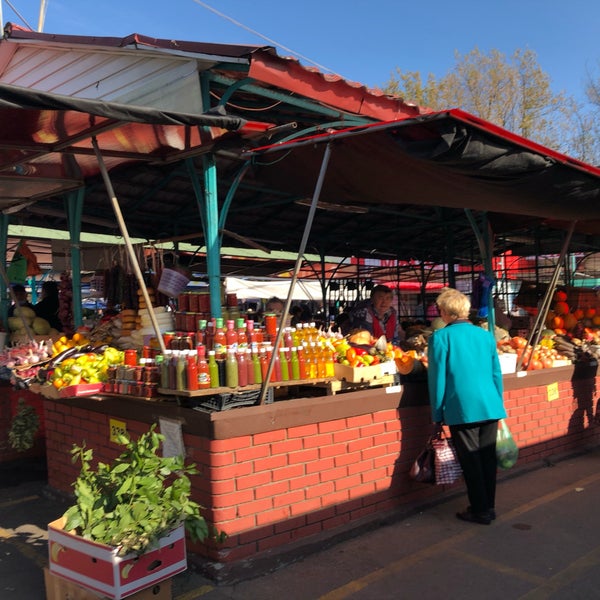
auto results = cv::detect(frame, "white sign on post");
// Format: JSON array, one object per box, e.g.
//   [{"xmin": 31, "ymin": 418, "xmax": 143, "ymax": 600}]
[{"xmin": 159, "ymin": 417, "xmax": 185, "ymax": 458}]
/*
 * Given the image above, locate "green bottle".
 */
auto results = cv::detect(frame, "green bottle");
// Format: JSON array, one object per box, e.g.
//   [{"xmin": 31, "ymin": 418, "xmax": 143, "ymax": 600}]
[{"xmin": 208, "ymin": 350, "xmax": 219, "ymax": 388}]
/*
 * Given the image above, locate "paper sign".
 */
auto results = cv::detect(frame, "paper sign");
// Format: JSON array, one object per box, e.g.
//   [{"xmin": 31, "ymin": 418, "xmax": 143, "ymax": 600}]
[
  {"xmin": 159, "ymin": 417, "xmax": 185, "ymax": 458},
  {"xmin": 109, "ymin": 418, "xmax": 127, "ymax": 443},
  {"xmin": 547, "ymin": 382, "xmax": 559, "ymax": 402}
]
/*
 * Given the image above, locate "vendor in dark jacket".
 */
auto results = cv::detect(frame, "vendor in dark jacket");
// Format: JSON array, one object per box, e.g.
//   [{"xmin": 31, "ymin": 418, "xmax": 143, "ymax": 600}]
[
  {"xmin": 342, "ymin": 284, "xmax": 404, "ymax": 344},
  {"xmin": 34, "ymin": 281, "xmax": 62, "ymax": 331}
]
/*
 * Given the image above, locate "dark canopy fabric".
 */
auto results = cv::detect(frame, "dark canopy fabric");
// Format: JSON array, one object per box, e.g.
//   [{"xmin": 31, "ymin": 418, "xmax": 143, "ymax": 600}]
[
  {"xmin": 0, "ymin": 83, "xmax": 263, "ymax": 210},
  {"xmin": 247, "ymin": 109, "xmax": 600, "ymax": 225},
  {"xmin": 0, "ymin": 83, "xmax": 246, "ymax": 128}
]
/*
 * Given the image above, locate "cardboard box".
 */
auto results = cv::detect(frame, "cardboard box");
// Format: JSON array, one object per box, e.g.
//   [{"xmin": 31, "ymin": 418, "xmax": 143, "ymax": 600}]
[
  {"xmin": 44, "ymin": 568, "xmax": 172, "ymax": 600},
  {"xmin": 48, "ymin": 517, "xmax": 186, "ymax": 600},
  {"xmin": 59, "ymin": 383, "xmax": 105, "ymax": 398},
  {"xmin": 334, "ymin": 360, "xmax": 397, "ymax": 383}
]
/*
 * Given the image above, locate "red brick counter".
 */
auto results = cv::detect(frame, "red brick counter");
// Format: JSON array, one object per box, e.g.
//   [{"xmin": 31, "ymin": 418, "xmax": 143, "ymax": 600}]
[{"xmin": 41, "ymin": 363, "xmax": 600, "ymax": 580}]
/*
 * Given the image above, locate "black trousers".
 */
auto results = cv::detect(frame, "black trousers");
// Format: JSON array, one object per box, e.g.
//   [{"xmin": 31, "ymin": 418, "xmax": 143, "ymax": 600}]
[{"xmin": 449, "ymin": 420, "xmax": 498, "ymax": 514}]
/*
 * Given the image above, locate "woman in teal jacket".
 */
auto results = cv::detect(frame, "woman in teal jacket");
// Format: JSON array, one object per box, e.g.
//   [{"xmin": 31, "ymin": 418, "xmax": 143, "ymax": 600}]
[{"xmin": 427, "ymin": 288, "xmax": 507, "ymax": 525}]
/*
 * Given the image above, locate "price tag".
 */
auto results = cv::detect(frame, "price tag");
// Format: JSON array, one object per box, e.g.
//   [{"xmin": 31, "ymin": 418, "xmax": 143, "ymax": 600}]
[
  {"xmin": 547, "ymin": 382, "xmax": 559, "ymax": 402},
  {"xmin": 109, "ymin": 418, "xmax": 127, "ymax": 443}
]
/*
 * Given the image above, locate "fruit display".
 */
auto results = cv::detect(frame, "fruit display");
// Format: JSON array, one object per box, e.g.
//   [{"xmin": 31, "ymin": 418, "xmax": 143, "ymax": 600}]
[
  {"xmin": 332, "ymin": 332, "xmax": 400, "ymax": 367},
  {"xmin": 496, "ymin": 335, "xmax": 574, "ymax": 370},
  {"xmin": 46, "ymin": 345, "xmax": 123, "ymax": 391}
]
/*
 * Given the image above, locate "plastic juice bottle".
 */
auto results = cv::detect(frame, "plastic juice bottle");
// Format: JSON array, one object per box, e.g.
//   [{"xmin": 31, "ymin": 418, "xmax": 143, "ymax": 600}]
[
  {"xmin": 196, "ymin": 319, "xmax": 207, "ymax": 347},
  {"xmin": 176, "ymin": 350, "xmax": 187, "ymax": 391},
  {"xmin": 315, "ymin": 343, "xmax": 326, "ymax": 378},
  {"xmin": 236, "ymin": 318, "xmax": 248, "ymax": 349},
  {"xmin": 259, "ymin": 346, "xmax": 269, "ymax": 382},
  {"xmin": 237, "ymin": 349, "xmax": 248, "ymax": 387},
  {"xmin": 205, "ymin": 318, "xmax": 216, "ymax": 351},
  {"xmin": 226, "ymin": 319, "xmax": 238, "ymax": 350},
  {"xmin": 161, "ymin": 350, "xmax": 172, "ymax": 388},
  {"xmin": 279, "ymin": 348, "xmax": 289, "ymax": 381},
  {"xmin": 252, "ymin": 345, "xmax": 263, "ymax": 384},
  {"xmin": 208, "ymin": 350, "xmax": 219, "ymax": 388},
  {"xmin": 246, "ymin": 319, "xmax": 257, "ymax": 345},
  {"xmin": 293, "ymin": 323, "xmax": 303, "ymax": 347},
  {"xmin": 225, "ymin": 348, "xmax": 239, "ymax": 388},
  {"xmin": 197, "ymin": 345, "xmax": 210, "ymax": 389},
  {"xmin": 309, "ymin": 342, "xmax": 319, "ymax": 379},
  {"xmin": 324, "ymin": 343, "xmax": 335, "ymax": 378},
  {"xmin": 290, "ymin": 347, "xmax": 300, "ymax": 380},
  {"xmin": 272, "ymin": 346, "xmax": 281, "ymax": 382},
  {"xmin": 245, "ymin": 348, "xmax": 255, "ymax": 385},
  {"xmin": 283, "ymin": 327, "xmax": 293, "ymax": 349},
  {"xmin": 186, "ymin": 350, "xmax": 199, "ymax": 391},
  {"xmin": 213, "ymin": 318, "xmax": 227, "ymax": 359},
  {"xmin": 297, "ymin": 344, "xmax": 308, "ymax": 380}
]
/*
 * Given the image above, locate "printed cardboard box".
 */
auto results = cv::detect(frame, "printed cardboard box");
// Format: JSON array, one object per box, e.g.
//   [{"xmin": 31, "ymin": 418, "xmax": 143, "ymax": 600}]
[
  {"xmin": 44, "ymin": 568, "xmax": 172, "ymax": 600},
  {"xmin": 48, "ymin": 517, "xmax": 186, "ymax": 600}
]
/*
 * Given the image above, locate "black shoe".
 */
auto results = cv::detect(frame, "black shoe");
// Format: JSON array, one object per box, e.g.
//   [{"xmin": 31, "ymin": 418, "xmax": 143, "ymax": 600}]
[
  {"xmin": 468, "ymin": 505, "xmax": 496, "ymax": 520},
  {"xmin": 456, "ymin": 509, "xmax": 492, "ymax": 525}
]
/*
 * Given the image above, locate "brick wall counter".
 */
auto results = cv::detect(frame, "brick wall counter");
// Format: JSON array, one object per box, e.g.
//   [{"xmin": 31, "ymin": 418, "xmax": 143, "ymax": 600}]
[{"xmin": 42, "ymin": 365, "xmax": 600, "ymax": 580}]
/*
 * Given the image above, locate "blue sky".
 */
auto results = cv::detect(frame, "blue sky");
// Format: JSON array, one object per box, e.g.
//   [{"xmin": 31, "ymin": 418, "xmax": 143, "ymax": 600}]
[{"xmin": 3, "ymin": 0, "xmax": 599, "ymax": 104}]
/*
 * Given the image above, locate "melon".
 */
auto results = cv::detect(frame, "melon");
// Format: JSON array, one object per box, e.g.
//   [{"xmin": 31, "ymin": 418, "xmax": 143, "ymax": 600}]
[
  {"xmin": 32, "ymin": 317, "xmax": 51, "ymax": 335},
  {"xmin": 13, "ymin": 305, "xmax": 36, "ymax": 320}
]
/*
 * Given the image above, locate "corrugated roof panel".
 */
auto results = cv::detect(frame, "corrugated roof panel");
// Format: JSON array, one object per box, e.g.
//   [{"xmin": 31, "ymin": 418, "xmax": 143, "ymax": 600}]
[{"xmin": 0, "ymin": 44, "xmax": 203, "ymax": 111}]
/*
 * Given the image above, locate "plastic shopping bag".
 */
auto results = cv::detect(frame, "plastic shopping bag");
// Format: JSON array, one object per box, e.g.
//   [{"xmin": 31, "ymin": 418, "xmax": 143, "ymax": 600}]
[
  {"xmin": 409, "ymin": 438, "xmax": 435, "ymax": 484},
  {"xmin": 431, "ymin": 432, "xmax": 462, "ymax": 485},
  {"xmin": 496, "ymin": 419, "xmax": 519, "ymax": 469}
]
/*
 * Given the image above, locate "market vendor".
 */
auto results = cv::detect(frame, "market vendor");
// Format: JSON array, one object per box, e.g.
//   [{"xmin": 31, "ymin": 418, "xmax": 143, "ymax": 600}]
[
  {"xmin": 342, "ymin": 284, "xmax": 404, "ymax": 344},
  {"xmin": 34, "ymin": 281, "xmax": 62, "ymax": 331}
]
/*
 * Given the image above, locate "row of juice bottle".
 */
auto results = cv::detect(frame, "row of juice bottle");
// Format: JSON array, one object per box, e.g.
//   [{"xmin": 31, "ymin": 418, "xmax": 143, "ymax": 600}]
[
  {"xmin": 157, "ymin": 340, "xmax": 336, "ymax": 391},
  {"xmin": 188, "ymin": 317, "xmax": 323, "ymax": 353}
]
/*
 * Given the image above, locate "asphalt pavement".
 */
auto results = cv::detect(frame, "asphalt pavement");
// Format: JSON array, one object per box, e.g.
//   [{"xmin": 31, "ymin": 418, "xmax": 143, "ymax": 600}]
[{"xmin": 2, "ymin": 447, "xmax": 600, "ymax": 599}]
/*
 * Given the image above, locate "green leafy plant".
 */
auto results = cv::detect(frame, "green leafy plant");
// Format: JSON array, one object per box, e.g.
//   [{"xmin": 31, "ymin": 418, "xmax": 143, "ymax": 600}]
[
  {"xmin": 8, "ymin": 398, "xmax": 39, "ymax": 452},
  {"xmin": 63, "ymin": 424, "xmax": 211, "ymax": 557}
]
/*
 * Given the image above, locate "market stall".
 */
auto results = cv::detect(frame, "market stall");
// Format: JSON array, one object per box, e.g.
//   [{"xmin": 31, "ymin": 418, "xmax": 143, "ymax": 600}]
[{"xmin": 1, "ymin": 29, "xmax": 600, "ymax": 580}]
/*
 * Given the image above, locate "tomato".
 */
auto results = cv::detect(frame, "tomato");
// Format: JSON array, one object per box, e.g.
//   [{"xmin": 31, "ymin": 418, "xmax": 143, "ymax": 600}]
[{"xmin": 346, "ymin": 348, "xmax": 357, "ymax": 362}]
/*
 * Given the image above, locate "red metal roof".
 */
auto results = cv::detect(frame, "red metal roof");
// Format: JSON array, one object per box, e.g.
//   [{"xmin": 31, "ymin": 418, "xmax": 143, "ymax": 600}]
[{"xmin": 3, "ymin": 22, "xmax": 426, "ymax": 124}]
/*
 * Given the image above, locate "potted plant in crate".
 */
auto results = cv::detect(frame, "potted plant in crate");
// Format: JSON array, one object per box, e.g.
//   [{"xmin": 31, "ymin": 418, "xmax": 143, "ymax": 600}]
[{"xmin": 48, "ymin": 424, "xmax": 215, "ymax": 600}]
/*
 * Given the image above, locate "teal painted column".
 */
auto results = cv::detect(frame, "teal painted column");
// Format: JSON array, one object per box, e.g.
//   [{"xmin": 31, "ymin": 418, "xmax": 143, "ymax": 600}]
[
  {"xmin": 202, "ymin": 154, "xmax": 222, "ymax": 319},
  {"xmin": 65, "ymin": 189, "xmax": 84, "ymax": 328}
]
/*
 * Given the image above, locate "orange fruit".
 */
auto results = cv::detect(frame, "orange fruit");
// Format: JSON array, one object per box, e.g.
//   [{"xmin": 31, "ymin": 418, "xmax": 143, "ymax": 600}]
[
  {"xmin": 554, "ymin": 301, "xmax": 569, "ymax": 316},
  {"xmin": 554, "ymin": 290, "xmax": 568, "ymax": 302}
]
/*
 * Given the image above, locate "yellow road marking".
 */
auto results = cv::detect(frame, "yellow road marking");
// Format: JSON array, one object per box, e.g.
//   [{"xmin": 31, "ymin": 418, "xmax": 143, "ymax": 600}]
[
  {"xmin": 174, "ymin": 584, "xmax": 216, "ymax": 599},
  {"xmin": 317, "ymin": 470, "xmax": 600, "ymax": 600},
  {"xmin": 519, "ymin": 545, "xmax": 600, "ymax": 600},
  {"xmin": 448, "ymin": 548, "xmax": 546, "ymax": 585},
  {"xmin": 0, "ymin": 494, "xmax": 40, "ymax": 509}
]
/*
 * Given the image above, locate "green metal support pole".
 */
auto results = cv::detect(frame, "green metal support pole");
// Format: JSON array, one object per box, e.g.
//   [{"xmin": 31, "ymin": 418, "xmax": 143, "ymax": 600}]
[
  {"xmin": 66, "ymin": 189, "xmax": 84, "ymax": 328},
  {"xmin": 203, "ymin": 154, "xmax": 222, "ymax": 319},
  {"xmin": 465, "ymin": 210, "xmax": 495, "ymax": 331}
]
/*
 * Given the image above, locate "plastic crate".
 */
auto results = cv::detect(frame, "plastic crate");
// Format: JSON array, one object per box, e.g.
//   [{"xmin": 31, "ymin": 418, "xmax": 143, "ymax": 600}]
[{"xmin": 197, "ymin": 387, "xmax": 274, "ymax": 411}]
